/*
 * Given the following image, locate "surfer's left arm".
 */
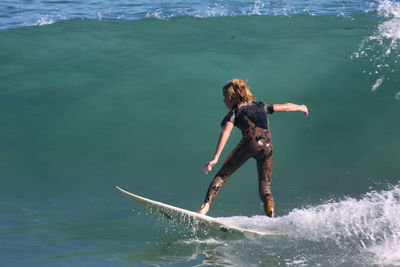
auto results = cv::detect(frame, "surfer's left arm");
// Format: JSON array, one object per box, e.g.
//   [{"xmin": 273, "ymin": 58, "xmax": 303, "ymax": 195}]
[
  {"xmin": 273, "ymin": 103, "xmax": 309, "ymax": 117},
  {"xmin": 203, "ymin": 121, "xmax": 234, "ymax": 174}
]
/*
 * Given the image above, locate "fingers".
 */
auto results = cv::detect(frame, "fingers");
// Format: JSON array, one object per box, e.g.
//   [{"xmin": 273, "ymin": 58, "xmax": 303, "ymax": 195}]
[
  {"xmin": 203, "ymin": 163, "xmax": 211, "ymax": 174},
  {"xmin": 303, "ymin": 105, "xmax": 309, "ymax": 117},
  {"xmin": 203, "ymin": 165, "xmax": 209, "ymax": 174},
  {"xmin": 206, "ymin": 164, "xmax": 213, "ymax": 174},
  {"xmin": 203, "ymin": 161, "xmax": 215, "ymax": 174}
]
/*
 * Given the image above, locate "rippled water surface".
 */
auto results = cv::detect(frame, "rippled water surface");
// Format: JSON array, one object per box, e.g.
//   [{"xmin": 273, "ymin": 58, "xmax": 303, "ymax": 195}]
[{"xmin": 1, "ymin": 0, "xmax": 400, "ymax": 266}]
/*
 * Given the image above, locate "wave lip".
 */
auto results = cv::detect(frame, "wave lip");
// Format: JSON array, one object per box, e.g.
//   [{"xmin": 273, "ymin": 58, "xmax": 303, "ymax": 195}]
[
  {"xmin": 354, "ymin": 0, "xmax": 400, "ymax": 55},
  {"xmin": 376, "ymin": 0, "xmax": 400, "ymax": 52},
  {"xmin": 143, "ymin": 0, "xmax": 376, "ymax": 19},
  {"xmin": 351, "ymin": 0, "xmax": 400, "ymax": 96},
  {"xmin": 0, "ymin": 0, "xmax": 384, "ymax": 31}
]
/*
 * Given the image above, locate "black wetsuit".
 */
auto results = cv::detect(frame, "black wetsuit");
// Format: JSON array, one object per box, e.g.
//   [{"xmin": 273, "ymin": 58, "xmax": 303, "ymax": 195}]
[{"xmin": 203, "ymin": 101, "xmax": 276, "ymax": 217}]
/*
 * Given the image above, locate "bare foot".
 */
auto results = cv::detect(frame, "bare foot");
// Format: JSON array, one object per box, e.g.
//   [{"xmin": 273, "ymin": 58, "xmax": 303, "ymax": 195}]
[{"xmin": 197, "ymin": 203, "xmax": 209, "ymax": 215}]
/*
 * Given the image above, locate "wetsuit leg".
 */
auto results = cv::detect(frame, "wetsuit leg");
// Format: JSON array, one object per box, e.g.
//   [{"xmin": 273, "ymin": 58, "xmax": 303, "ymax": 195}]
[
  {"xmin": 256, "ymin": 145, "xmax": 275, "ymax": 217},
  {"xmin": 203, "ymin": 139, "xmax": 252, "ymax": 207}
]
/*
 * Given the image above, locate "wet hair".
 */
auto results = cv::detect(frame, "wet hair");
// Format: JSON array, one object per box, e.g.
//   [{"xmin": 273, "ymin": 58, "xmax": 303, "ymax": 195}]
[{"xmin": 223, "ymin": 79, "xmax": 256, "ymax": 106}]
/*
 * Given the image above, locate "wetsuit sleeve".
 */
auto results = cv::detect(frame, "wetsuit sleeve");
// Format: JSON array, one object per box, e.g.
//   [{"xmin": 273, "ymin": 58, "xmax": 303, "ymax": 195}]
[
  {"xmin": 262, "ymin": 102, "xmax": 274, "ymax": 114},
  {"xmin": 220, "ymin": 110, "xmax": 235, "ymax": 128}
]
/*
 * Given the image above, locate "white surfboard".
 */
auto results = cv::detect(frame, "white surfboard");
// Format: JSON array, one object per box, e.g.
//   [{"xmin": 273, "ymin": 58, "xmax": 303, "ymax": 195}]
[{"xmin": 116, "ymin": 186, "xmax": 273, "ymax": 236}]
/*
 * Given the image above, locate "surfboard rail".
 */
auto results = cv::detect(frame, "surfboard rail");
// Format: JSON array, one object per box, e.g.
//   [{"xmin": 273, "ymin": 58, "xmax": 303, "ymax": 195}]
[{"xmin": 116, "ymin": 186, "xmax": 273, "ymax": 236}]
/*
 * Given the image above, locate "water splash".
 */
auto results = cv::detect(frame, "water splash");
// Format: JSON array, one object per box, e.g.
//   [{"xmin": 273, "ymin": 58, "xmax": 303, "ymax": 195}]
[
  {"xmin": 252, "ymin": 0, "xmax": 265, "ymax": 16},
  {"xmin": 181, "ymin": 238, "xmax": 226, "ymax": 245},
  {"xmin": 146, "ymin": 9, "xmax": 167, "ymax": 20},
  {"xmin": 371, "ymin": 76, "xmax": 385, "ymax": 91},
  {"xmin": 219, "ymin": 184, "xmax": 400, "ymax": 266},
  {"xmin": 143, "ymin": 0, "xmax": 371, "ymax": 20},
  {"xmin": 33, "ymin": 15, "xmax": 56, "ymax": 26},
  {"xmin": 352, "ymin": 0, "xmax": 400, "ymax": 97},
  {"xmin": 375, "ymin": 0, "xmax": 400, "ymax": 54}
]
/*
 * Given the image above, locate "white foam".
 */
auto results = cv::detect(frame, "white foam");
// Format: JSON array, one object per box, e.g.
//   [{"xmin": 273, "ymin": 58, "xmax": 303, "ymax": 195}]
[
  {"xmin": 374, "ymin": 0, "xmax": 400, "ymax": 56},
  {"xmin": 30, "ymin": 13, "xmax": 67, "ymax": 28},
  {"xmin": 356, "ymin": 0, "xmax": 400, "ymax": 56},
  {"xmin": 142, "ymin": 0, "xmax": 364, "ymax": 20},
  {"xmin": 285, "ymin": 256, "xmax": 308, "ymax": 266},
  {"xmin": 146, "ymin": 9, "xmax": 168, "ymax": 20},
  {"xmin": 34, "ymin": 15, "xmax": 55, "ymax": 26},
  {"xmin": 252, "ymin": 0, "xmax": 265, "ymax": 16},
  {"xmin": 218, "ymin": 185, "xmax": 400, "ymax": 266},
  {"xmin": 395, "ymin": 91, "xmax": 400, "ymax": 100},
  {"xmin": 369, "ymin": 241, "xmax": 400, "ymax": 266},
  {"xmin": 352, "ymin": 0, "xmax": 400, "ymax": 97},
  {"xmin": 180, "ymin": 238, "xmax": 226, "ymax": 245},
  {"xmin": 378, "ymin": 0, "xmax": 400, "ymax": 19},
  {"xmin": 371, "ymin": 76, "xmax": 384, "ymax": 91}
]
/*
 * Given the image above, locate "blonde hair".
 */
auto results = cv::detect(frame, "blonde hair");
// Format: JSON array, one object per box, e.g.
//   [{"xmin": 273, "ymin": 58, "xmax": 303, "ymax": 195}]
[{"xmin": 223, "ymin": 79, "xmax": 256, "ymax": 106}]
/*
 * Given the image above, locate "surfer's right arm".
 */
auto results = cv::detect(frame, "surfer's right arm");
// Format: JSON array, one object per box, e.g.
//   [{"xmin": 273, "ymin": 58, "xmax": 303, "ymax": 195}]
[{"xmin": 203, "ymin": 121, "xmax": 234, "ymax": 174}]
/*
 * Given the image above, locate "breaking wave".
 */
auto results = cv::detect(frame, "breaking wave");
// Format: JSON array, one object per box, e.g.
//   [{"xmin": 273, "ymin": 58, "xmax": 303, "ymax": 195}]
[
  {"xmin": 352, "ymin": 0, "xmax": 400, "ymax": 96},
  {"xmin": 219, "ymin": 184, "xmax": 400, "ymax": 265},
  {"xmin": 0, "ymin": 0, "xmax": 383, "ymax": 31}
]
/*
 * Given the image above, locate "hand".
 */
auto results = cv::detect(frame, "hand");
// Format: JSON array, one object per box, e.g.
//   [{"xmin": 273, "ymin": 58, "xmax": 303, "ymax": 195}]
[
  {"xmin": 203, "ymin": 158, "xmax": 218, "ymax": 174},
  {"xmin": 301, "ymin": 105, "xmax": 309, "ymax": 117}
]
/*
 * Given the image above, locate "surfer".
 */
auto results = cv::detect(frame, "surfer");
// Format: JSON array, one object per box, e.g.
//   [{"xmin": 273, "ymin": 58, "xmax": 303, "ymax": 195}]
[{"xmin": 198, "ymin": 79, "xmax": 308, "ymax": 217}]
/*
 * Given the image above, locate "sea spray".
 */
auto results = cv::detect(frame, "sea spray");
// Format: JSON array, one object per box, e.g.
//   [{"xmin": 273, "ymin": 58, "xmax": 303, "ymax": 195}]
[
  {"xmin": 352, "ymin": 0, "xmax": 400, "ymax": 96},
  {"xmin": 219, "ymin": 184, "xmax": 400, "ymax": 265}
]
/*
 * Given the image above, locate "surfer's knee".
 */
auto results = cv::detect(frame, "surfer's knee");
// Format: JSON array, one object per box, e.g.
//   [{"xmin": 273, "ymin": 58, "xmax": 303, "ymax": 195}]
[
  {"xmin": 204, "ymin": 176, "xmax": 224, "ymax": 204},
  {"xmin": 211, "ymin": 177, "xmax": 224, "ymax": 191},
  {"xmin": 212, "ymin": 184, "xmax": 221, "ymax": 193},
  {"xmin": 205, "ymin": 184, "xmax": 220, "ymax": 203}
]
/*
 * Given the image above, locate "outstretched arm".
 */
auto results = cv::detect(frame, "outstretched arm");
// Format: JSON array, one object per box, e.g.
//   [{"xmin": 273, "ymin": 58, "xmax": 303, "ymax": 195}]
[
  {"xmin": 203, "ymin": 121, "xmax": 234, "ymax": 174},
  {"xmin": 273, "ymin": 103, "xmax": 309, "ymax": 117}
]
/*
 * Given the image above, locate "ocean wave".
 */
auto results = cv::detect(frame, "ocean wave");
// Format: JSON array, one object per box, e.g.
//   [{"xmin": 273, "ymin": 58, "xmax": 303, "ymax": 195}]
[
  {"xmin": 0, "ymin": 0, "xmax": 381, "ymax": 31},
  {"xmin": 32, "ymin": 14, "xmax": 65, "ymax": 27},
  {"xmin": 180, "ymin": 238, "xmax": 226, "ymax": 245},
  {"xmin": 352, "ymin": 0, "xmax": 400, "ymax": 96},
  {"xmin": 219, "ymin": 183, "xmax": 400, "ymax": 266},
  {"xmin": 376, "ymin": 0, "xmax": 400, "ymax": 54}
]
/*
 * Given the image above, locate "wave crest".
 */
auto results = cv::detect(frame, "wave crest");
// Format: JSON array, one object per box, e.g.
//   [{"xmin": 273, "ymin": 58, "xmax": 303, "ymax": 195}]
[
  {"xmin": 352, "ymin": 0, "xmax": 400, "ymax": 96},
  {"xmin": 0, "ymin": 0, "xmax": 383, "ymax": 31}
]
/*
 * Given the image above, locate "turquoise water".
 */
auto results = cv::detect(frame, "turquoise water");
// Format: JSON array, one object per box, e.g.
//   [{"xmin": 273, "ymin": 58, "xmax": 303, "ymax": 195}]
[{"xmin": 1, "ymin": 1, "xmax": 400, "ymax": 266}]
